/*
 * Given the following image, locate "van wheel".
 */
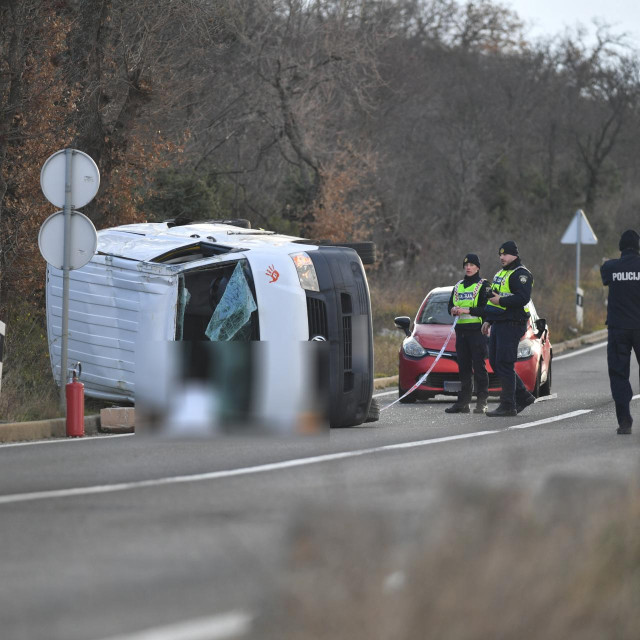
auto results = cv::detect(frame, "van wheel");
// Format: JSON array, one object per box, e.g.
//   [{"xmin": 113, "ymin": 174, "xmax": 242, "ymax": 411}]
[
  {"xmin": 324, "ymin": 241, "xmax": 376, "ymax": 265},
  {"xmin": 223, "ymin": 218, "xmax": 251, "ymax": 229},
  {"xmin": 365, "ymin": 397, "xmax": 380, "ymax": 422}
]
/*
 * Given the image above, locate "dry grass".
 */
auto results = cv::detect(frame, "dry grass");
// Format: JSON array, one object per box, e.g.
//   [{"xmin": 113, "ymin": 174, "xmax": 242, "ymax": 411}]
[
  {"xmin": 374, "ymin": 333, "xmax": 401, "ymax": 379},
  {"xmin": 261, "ymin": 476, "xmax": 640, "ymax": 639},
  {"xmin": 370, "ymin": 277, "xmax": 425, "ymax": 378},
  {"xmin": 0, "ymin": 299, "xmax": 109, "ymax": 422},
  {"xmin": 0, "ymin": 300, "xmax": 61, "ymax": 422}
]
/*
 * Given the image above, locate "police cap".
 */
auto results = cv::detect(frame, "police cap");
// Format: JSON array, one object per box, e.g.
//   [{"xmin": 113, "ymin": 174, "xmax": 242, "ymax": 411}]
[
  {"xmin": 463, "ymin": 253, "xmax": 480, "ymax": 268},
  {"xmin": 499, "ymin": 240, "xmax": 518, "ymax": 256},
  {"xmin": 619, "ymin": 229, "xmax": 640, "ymax": 252}
]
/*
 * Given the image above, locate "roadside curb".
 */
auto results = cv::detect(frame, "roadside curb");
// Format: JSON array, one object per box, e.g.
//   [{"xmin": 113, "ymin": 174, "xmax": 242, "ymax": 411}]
[
  {"xmin": 552, "ymin": 329, "xmax": 608, "ymax": 353},
  {"xmin": 0, "ymin": 415, "xmax": 101, "ymax": 444},
  {"xmin": 374, "ymin": 328, "xmax": 609, "ymax": 391}
]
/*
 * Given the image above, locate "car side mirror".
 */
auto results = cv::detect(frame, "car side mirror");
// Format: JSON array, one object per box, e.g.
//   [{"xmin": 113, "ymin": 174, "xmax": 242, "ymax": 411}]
[
  {"xmin": 394, "ymin": 316, "xmax": 411, "ymax": 337},
  {"xmin": 535, "ymin": 318, "xmax": 547, "ymax": 339}
]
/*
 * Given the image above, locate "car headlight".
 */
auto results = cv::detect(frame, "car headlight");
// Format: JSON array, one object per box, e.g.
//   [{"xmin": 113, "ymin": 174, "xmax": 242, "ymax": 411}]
[
  {"xmin": 517, "ymin": 340, "xmax": 533, "ymax": 359},
  {"xmin": 402, "ymin": 337, "xmax": 427, "ymax": 358},
  {"xmin": 290, "ymin": 252, "xmax": 320, "ymax": 292}
]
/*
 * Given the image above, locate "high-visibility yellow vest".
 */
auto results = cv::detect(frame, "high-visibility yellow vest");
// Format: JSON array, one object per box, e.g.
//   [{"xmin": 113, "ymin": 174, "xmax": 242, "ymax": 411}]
[
  {"xmin": 485, "ymin": 267, "xmax": 531, "ymax": 313},
  {"xmin": 453, "ymin": 279, "xmax": 484, "ymax": 324}
]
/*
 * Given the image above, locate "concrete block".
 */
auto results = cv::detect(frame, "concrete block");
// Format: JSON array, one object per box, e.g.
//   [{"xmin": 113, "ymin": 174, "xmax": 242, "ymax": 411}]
[{"xmin": 99, "ymin": 407, "xmax": 135, "ymax": 433}]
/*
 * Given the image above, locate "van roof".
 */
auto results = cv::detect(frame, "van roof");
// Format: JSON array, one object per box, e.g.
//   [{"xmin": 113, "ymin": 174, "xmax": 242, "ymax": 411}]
[{"xmin": 97, "ymin": 222, "xmax": 311, "ymax": 262}]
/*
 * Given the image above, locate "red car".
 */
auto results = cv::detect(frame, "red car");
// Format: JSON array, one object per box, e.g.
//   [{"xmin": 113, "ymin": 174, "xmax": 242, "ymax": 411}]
[{"xmin": 394, "ymin": 286, "xmax": 552, "ymax": 403}]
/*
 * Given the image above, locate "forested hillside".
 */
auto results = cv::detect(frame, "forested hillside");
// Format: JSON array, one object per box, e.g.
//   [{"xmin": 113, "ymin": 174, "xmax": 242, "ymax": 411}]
[{"xmin": 1, "ymin": 0, "xmax": 638, "ymax": 417}]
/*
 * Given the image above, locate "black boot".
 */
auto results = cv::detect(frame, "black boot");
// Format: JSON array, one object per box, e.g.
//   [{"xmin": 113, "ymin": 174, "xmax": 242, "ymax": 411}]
[
  {"xmin": 516, "ymin": 393, "xmax": 536, "ymax": 414},
  {"xmin": 445, "ymin": 402, "xmax": 470, "ymax": 414},
  {"xmin": 617, "ymin": 416, "xmax": 633, "ymax": 435},
  {"xmin": 473, "ymin": 398, "xmax": 488, "ymax": 414},
  {"xmin": 486, "ymin": 404, "xmax": 517, "ymax": 417}
]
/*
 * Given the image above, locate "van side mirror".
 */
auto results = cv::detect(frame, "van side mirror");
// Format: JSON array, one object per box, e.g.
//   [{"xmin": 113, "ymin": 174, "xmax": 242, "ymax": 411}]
[
  {"xmin": 394, "ymin": 316, "xmax": 411, "ymax": 337},
  {"xmin": 535, "ymin": 318, "xmax": 547, "ymax": 339}
]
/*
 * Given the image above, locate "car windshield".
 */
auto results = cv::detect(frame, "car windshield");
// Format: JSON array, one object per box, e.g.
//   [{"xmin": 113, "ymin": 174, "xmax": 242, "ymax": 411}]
[{"xmin": 418, "ymin": 292, "xmax": 454, "ymax": 325}]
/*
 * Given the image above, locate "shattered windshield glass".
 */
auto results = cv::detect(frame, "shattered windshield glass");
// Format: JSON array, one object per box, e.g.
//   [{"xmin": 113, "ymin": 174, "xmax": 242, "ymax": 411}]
[
  {"xmin": 176, "ymin": 280, "xmax": 191, "ymax": 340},
  {"xmin": 205, "ymin": 262, "xmax": 257, "ymax": 341}
]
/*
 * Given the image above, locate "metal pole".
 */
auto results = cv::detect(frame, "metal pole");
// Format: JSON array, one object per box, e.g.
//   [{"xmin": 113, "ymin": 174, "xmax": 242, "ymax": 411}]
[
  {"xmin": 576, "ymin": 211, "xmax": 582, "ymax": 328},
  {"xmin": 576, "ymin": 214, "xmax": 581, "ymax": 292},
  {"xmin": 60, "ymin": 149, "xmax": 73, "ymax": 409}
]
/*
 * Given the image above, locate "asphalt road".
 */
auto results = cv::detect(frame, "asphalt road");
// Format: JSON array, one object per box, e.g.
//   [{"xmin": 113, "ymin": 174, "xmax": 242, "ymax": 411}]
[{"xmin": 1, "ymin": 341, "xmax": 639, "ymax": 640}]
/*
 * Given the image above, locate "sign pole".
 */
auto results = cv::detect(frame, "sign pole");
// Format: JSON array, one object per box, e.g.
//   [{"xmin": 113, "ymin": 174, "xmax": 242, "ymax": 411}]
[
  {"xmin": 60, "ymin": 149, "xmax": 73, "ymax": 409},
  {"xmin": 561, "ymin": 209, "xmax": 597, "ymax": 331},
  {"xmin": 576, "ymin": 214, "xmax": 582, "ymax": 328},
  {"xmin": 40, "ymin": 148, "xmax": 99, "ymax": 409}
]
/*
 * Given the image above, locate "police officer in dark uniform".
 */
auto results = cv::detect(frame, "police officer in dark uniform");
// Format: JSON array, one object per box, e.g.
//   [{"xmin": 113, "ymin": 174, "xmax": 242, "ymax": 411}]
[
  {"xmin": 600, "ymin": 229, "xmax": 640, "ymax": 435},
  {"xmin": 446, "ymin": 254, "xmax": 493, "ymax": 414},
  {"xmin": 481, "ymin": 241, "xmax": 537, "ymax": 417}
]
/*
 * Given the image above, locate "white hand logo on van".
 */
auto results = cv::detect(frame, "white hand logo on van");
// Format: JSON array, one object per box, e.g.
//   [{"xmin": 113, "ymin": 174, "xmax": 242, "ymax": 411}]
[{"xmin": 266, "ymin": 265, "xmax": 279, "ymax": 283}]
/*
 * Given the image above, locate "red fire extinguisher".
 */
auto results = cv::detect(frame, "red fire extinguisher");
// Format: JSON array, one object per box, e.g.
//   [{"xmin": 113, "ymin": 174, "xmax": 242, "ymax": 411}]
[{"xmin": 66, "ymin": 363, "xmax": 84, "ymax": 438}]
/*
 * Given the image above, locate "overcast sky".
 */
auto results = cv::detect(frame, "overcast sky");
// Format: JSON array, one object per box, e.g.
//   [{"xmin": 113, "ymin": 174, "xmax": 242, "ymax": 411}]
[{"xmin": 505, "ymin": 0, "xmax": 640, "ymax": 47}]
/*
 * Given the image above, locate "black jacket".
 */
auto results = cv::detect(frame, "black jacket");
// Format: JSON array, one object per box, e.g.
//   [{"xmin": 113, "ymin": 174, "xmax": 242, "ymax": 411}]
[
  {"xmin": 601, "ymin": 249, "xmax": 640, "ymax": 329},
  {"xmin": 447, "ymin": 273, "xmax": 492, "ymax": 332},
  {"xmin": 483, "ymin": 258, "xmax": 533, "ymax": 324}
]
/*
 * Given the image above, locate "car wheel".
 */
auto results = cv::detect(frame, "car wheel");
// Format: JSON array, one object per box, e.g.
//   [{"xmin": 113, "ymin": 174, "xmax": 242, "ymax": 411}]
[
  {"xmin": 533, "ymin": 360, "xmax": 542, "ymax": 398},
  {"xmin": 398, "ymin": 387, "xmax": 417, "ymax": 403},
  {"xmin": 364, "ymin": 397, "xmax": 381, "ymax": 422},
  {"xmin": 539, "ymin": 360, "xmax": 552, "ymax": 396}
]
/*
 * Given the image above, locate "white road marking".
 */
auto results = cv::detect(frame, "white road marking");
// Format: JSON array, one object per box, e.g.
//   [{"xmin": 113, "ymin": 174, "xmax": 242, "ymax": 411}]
[
  {"xmin": 94, "ymin": 610, "xmax": 251, "ymax": 640},
  {"xmin": 554, "ymin": 341, "xmax": 606, "ymax": 360},
  {"xmin": 0, "ymin": 410, "xmax": 591, "ymax": 506},
  {"xmin": 533, "ymin": 394, "xmax": 557, "ymax": 402},
  {"xmin": 0, "ymin": 433, "xmax": 133, "ymax": 449},
  {"xmin": 507, "ymin": 410, "xmax": 591, "ymax": 430}
]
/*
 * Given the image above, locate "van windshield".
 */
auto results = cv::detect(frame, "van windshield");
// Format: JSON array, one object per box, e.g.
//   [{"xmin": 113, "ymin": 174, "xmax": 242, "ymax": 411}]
[
  {"xmin": 418, "ymin": 292, "xmax": 454, "ymax": 325},
  {"xmin": 177, "ymin": 260, "xmax": 259, "ymax": 341}
]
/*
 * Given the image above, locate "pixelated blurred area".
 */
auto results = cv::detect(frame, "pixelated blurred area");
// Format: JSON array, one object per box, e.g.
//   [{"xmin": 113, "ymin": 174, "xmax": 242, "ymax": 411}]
[{"xmin": 135, "ymin": 341, "xmax": 329, "ymax": 437}]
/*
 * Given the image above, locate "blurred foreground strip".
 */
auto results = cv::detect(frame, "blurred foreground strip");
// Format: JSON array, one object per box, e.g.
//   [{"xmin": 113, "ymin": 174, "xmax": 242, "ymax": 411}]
[
  {"xmin": 136, "ymin": 341, "xmax": 329, "ymax": 437},
  {"xmin": 95, "ymin": 610, "xmax": 251, "ymax": 640},
  {"xmin": 257, "ymin": 475, "xmax": 640, "ymax": 639}
]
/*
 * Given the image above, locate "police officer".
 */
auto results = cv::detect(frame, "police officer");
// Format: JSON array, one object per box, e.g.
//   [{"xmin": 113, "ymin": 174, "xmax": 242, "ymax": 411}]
[
  {"xmin": 600, "ymin": 229, "xmax": 640, "ymax": 435},
  {"xmin": 481, "ymin": 241, "xmax": 536, "ymax": 417},
  {"xmin": 446, "ymin": 254, "xmax": 492, "ymax": 414}
]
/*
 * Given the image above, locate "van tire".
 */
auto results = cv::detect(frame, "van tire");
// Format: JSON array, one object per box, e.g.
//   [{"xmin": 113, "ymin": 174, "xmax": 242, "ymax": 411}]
[
  {"xmin": 223, "ymin": 218, "xmax": 251, "ymax": 229},
  {"xmin": 322, "ymin": 241, "xmax": 376, "ymax": 265},
  {"xmin": 364, "ymin": 397, "xmax": 380, "ymax": 422}
]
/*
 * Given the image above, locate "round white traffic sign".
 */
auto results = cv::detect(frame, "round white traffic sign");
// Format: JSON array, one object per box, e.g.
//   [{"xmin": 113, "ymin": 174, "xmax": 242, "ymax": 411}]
[
  {"xmin": 38, "ymin": 211, "xmax": 98, "ymax": 270},
  {"xmin": 40, "ymin": 149, "xmax": 100, "ymax": 209}
]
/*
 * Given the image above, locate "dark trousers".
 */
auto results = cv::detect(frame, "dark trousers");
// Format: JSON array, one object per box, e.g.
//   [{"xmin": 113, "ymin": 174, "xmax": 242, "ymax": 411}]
[
  {"xmin": 456, "ymin": 330, "xmax": 489, "ymax": 403},
  {"xmin": 489, "ymin": 321, "xmax": 528, "ymax": 409},
  {"xmin": 607, "ymin": 328, "xmax": 640, "ymax": 425}
]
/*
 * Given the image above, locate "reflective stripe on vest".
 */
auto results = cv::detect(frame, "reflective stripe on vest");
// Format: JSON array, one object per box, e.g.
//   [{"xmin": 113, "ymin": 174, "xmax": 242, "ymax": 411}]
[
  {"xmin": 453, "ymin": 279, "xmax": 484, "ymax": 324},
  {"xmin": 486, "ymin": 266, "xmax": 530, "ymax": 313}
]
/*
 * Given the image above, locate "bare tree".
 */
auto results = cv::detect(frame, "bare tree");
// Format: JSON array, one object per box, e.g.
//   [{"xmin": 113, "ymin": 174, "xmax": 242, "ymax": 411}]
[{"xmin": 559, "ymin": 28, "xmax": 640, "ymax": 215}]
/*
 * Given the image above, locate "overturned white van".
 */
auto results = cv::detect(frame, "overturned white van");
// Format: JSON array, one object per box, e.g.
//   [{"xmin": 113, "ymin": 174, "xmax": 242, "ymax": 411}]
[{"xmin": 45, "ymin": 219, "xmax": 377, "ymax": 428}]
